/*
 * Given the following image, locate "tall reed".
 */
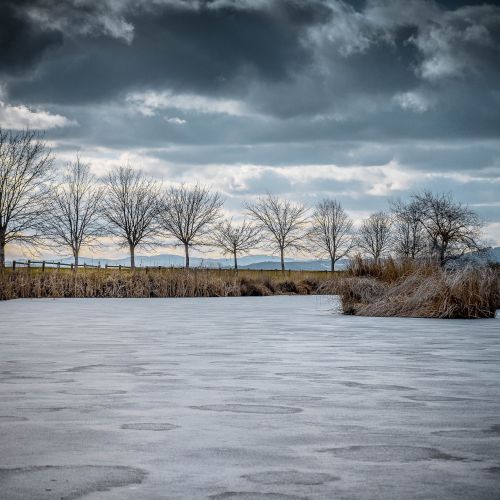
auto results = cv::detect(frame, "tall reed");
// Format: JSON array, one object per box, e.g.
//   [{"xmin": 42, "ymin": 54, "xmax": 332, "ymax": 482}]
[
  {"xmin": 329, "ymin": 259, "xmax": 499, "ymax": 318},
  {"xmin": 0, "ymin": 268, "xmax": 331, "ymax": 300}
]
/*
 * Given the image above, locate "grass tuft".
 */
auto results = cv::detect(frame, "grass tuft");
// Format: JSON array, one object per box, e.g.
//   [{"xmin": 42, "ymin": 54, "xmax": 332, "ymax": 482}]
[{"xmin": 329, "ymin": 259, "xmax": 499, "ymax": 318}]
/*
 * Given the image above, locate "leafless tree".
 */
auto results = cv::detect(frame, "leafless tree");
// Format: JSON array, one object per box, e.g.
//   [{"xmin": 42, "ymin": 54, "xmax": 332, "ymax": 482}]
[
  {"xmin": 44, "ymin": 157, "xmax": 104, "ymax": 268},
  {"xmin": 103, "ymin": 166, "xmax": 160, "ymax": 269},
  {"xmin": 212, "ymin": 218, "xmax": 260, "ymax": 270},
  {"xmin": 390, "ymin": 198, "xmax": 426, "ymax": 260},
  {"xmin": 159, "ymin": 184, "xmax": 223, "ymax": 268},
  {"xmin": 309, "ymin": 198, "xmax": 354, "ymax": 272},
  {"xmin": 246, "ymin": 194, "xmax": 308, "ymax": 271},
  {"xmin": 412, "ymin": 190, "xmax": 482, "ymax": 266},
  {"xmin": 0, "ymin": 128, "xmax": 53, "ymax": 268},
  {"xmin": 357, "ymin": 211, "xmax": 392, "ymax": 263}
]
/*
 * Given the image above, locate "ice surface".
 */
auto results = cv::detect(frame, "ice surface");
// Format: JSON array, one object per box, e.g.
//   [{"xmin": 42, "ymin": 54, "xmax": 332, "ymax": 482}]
[{"xmin": 0, "ymin": 296, "xmax": 499, "ymax": 499}]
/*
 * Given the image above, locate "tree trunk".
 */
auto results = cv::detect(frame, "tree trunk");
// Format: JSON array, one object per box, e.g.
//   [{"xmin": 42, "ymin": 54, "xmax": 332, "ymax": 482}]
[
  {"xmin": 280, "ymin": 247, "xmax": 285, "ymax": 272},
  {"xmin": 74, "ymin": 250, "xmax": 79, "ymax": 272},
  {"xmin": 130, "ymin": 244, "xmax": 135, "ymax": 269},
  {"xmin": 0, "ymin": 231, "xmax": 5, "ymax": 269},
  {"xmin": 331, "ymin": 257, "xmax": 335, "ymax": 273},
  {"xmin": 184, "ymin": 243, "xmax": 190, "ymax": 269},
  {"xmin": 233, "ymin": 250, "xmax": 238, "ymax": 271},
  {"xmin": 439, "ymin": 246, "xmax": 446, "ymax": 267}
]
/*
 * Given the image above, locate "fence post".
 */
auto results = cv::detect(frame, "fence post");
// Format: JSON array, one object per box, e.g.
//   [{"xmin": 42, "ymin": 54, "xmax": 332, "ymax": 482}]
[
  {"xmin": 42, "ymin": 261, "xmax": 45, "ymax": 272},
  {"xmin": 12, "ymin": 260, "xmax": 16, "ymax": 270}
]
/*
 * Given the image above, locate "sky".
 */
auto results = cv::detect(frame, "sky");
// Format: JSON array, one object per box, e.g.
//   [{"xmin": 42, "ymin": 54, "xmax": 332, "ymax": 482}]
[{"xmin": 1, "ymin": 0, "xmax": 499, "ymax": 258}]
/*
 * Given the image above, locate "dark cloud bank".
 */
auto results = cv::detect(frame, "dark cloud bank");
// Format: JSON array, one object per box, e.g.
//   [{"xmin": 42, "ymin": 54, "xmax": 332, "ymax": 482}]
[{"xmin": 1, "ymin": 0, "xmax": 499, "ymax": 240}]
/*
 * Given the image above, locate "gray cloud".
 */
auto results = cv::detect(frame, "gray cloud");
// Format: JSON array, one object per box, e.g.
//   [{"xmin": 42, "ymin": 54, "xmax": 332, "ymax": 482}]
[{"xmin": 0, "ymin": 0, "xmax": 499, "ymax": 244}]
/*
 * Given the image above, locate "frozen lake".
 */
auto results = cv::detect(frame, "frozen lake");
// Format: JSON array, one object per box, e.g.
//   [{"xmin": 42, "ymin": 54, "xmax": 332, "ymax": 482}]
[{"xmin": 1, "ymin": 296, "xmax": 500, "ymax": 499}]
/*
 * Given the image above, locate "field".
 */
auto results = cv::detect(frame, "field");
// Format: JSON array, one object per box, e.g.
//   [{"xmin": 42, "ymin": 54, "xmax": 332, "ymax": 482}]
[{"xmin": 1, "ymin": 296, "xmax": 499, "ymax": 499}]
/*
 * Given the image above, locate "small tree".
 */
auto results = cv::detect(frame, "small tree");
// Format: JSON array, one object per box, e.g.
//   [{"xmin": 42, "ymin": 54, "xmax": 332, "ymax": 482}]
[
  {"xmin": 309, "ymin": 198, "xmax": 354, "ymax": 271},
  {"xmin": 357, "ymin": 211, "xmax": 392, "ymax": 263},
  {"xmin": 0, "ymin": 128, "xmax": 53, "ymax": 267},
  {"xmin": 212, "ymin": 219, "xmax": 260, "ymax": 270},
  {"xmin": 246, "ymin": 194, "xmax": 308, "ymax": 271},
  {"xmin": 412, "ymin": 190, "xmax": 482, "ymax": 266},
  {"xmin": 104, "ymin": 166, "xmax": 160, "ymax": 269},
  {"xmin": 160, "ymin": 184, "xmax": 223, "ymax": 268},
  {"xmin": 390, "ymin": 198, "xmax": 426, "ymax": 260},
  {"xmin": 44, "ymin": 157, "xmax": 104, "ymax": 268}
]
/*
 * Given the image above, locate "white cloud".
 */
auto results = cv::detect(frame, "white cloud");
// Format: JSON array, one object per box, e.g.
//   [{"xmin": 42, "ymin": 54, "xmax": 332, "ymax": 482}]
[
  {"xmin": 0, "ymin": 101, "xmax": 77, "ymax": 130},
  {"xmin": 127, "ymin": 90, "xmax": 253, "ymax": 117},
  {"xmin": 25, "ymin": 1, "xmax": 134, "ymax": 44},
  {"xmin": 165, "ymin": 116, "xmax": 186, "ymax": 124},
  {"xmin": 393, "ymin": 91, "xmax": 434, "ymax": 113},
  {"xmin": 311, "ymin": 1, "xmax": 500, "ymax": 82},
  {"xmin": 411, "ymin": 5, "xmax": 500, "ymax": 81}
]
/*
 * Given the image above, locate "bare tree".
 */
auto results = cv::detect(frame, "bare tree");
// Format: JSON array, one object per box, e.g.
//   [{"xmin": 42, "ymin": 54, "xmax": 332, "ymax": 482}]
[
  {"xmin": 160, "ymin": 184, "xmax": 223, "ymax": 268},
  {"xmin": 412, "ymin": 190, "xmax": 482, "ymax": 266},
  {"xmin": 390, "ymin": 198, "xmax": 426, "ymax": 260},
  {"xmin": 212, "ymin": 219, "xmax": 260, "ymax": 270},
  {"xmin": 44, "ymin": 157, "xmax": 104, "ymax": 268},
  {"xmin": 309, "ymin": 198, "xmax": 354, "ymax": 272},
  {"xmin": 357, "ymin": 211, "xmax": 392, "ymax": 263},
  {"xmin": 246, "ymin": 194, "xmax": 308, "ymax": 271},
  {"xmin": 103, "ymin": 166, "xmax": 160, "ymax": 269},
  {"xmin": 0, "ymin": 128, "xmax": 53, "ymax": 268}
]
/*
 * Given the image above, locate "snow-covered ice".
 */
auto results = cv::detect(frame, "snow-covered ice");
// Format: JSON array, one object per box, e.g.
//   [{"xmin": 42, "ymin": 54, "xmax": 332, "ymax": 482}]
[{"xmin": 0, "ymin": 296, "xmax": 499, "ymax": 499}]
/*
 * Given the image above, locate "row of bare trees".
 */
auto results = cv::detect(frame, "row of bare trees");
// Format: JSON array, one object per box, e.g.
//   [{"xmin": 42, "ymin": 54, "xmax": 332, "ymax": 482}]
[{"xmin": 0, "ymin": 129, "xmax": 483, "ymax": 270}]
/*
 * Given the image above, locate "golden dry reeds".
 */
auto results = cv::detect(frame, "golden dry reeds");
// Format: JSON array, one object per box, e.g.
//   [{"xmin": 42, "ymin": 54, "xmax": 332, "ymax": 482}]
[
  {"xmin": 330, "ymin": 260, "xmax": 499, "ymax": 318},
  {"xmin": 0, "ymin": 268, "xmax": 332, "ymax": 300}
]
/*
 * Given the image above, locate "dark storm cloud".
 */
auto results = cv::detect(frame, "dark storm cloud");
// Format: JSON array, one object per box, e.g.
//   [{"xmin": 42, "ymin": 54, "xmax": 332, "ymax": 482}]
[
  {"xmin": 4, "ymin": 0, "xmax": 332, "ymax": 104},
  {"xmin": 0, "ymin": 0, "xmax": 63, "ymax": 76},
  {"xmin": 2, "ymin": 0, "xmax": 500, "ymax": 134}
]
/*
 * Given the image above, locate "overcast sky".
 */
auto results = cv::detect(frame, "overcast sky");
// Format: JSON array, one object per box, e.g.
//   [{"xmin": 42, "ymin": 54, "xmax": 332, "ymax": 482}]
[{"xmin": 1, "ymin": 0, "xmax": 499, "ymax": 256}]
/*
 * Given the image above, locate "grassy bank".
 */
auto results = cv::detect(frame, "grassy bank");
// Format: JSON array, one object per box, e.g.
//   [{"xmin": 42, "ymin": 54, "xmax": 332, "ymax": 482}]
[
  {"xmin": 0, "ymin": 268, "xmax": 333, "ymax": 300},
  {"xmin": 326, "ymin": 258, "xmax": 500, "ymax": 319}
]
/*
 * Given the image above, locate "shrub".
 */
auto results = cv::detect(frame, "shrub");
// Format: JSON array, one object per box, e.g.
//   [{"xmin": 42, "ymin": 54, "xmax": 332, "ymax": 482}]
[{"xmin": 333, "ymin": 263, "xmax": 499, "ymax": 319}]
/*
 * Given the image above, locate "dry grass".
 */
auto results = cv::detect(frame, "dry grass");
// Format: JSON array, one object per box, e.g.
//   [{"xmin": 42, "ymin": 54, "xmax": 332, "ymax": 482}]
[
  {"xmin": 328, "ymin": 259, "xmax": 499, "ymax": 318},
  {"xmin": 0, "ymin": 268, "xmax": 333, "ymax": 300}
]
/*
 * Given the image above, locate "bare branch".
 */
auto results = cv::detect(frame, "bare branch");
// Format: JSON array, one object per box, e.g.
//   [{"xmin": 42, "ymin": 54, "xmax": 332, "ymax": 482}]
[
  {"xmin": 390, "ymin": 198, "xmax": 426, "ymax": 260},
  {"xmin": 0, "ymin": 128, "xmax": 53, "ymax": 267},
  {"xmin": 43, "ymin": 157, "xmax": 104, "ymax": 267},
  {"xmin": 356, "ymin": 211, "xmax": 392, "ymax": 263},
  {"xmin": 212, "ymin": 218, "xmax": 261, "ymax": 270},
  {"xmin": 411, "ymin": 190, "xmax": 483, "ymax": 266},
  {"xmin": 103, "ymin": 166, "xmax": 160, "ymax": 268},
  {"xmin": 309, "ymin": 198, "xmax": 354, "ymax": 271},
  {"xmin": 159, "ymin": 184, "xmax": 224, "ymax": 268},
  {"xmin": 245, "ymin": 194, "xmax": 308, "ymax": 271}
]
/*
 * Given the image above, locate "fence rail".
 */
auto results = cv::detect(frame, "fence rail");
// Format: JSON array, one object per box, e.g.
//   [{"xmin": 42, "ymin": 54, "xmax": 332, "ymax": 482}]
[
  {"xmin": 7, "ymin": 259, "xmax": 331, "ymax": 276},
  {"xmin": 9, "ymin": 259, "xmax": 163, "ymax": 271}
]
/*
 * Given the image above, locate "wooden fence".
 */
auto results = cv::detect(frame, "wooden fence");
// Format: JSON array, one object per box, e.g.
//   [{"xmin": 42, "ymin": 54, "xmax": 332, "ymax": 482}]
[
  {"xmin": 11, "ymin": 259, "xmax": 138, "ymax": 271},
  {"xmin": 7, "ymin": 259, "xmax": 332, "ymax": 279}
]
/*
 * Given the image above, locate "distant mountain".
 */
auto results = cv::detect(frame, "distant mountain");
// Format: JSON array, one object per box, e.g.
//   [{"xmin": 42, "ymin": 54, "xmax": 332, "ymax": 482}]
[
  {"xmin": 457, "ymin": 246, "xmax": 500, "ymax": 265},
  {"xmin": 55, "ymin": 253, "xmax": 331, "ymax": 269},
  {"xmin": 239, "ymin": 259, "xmax": 347, "ymax": 271},
  {"xmin": 15, "ymin": 248, "xmax": 498, "ymax": 270}
]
